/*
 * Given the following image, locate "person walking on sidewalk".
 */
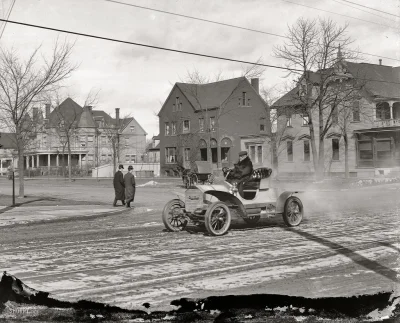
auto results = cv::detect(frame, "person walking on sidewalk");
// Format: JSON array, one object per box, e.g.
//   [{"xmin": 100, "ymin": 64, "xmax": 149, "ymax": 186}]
[
  {"xmin": 113, "ymin": 164, "xmax": 125, "ymax": 206},
  {"xmin": 124, "ymin": 165, "xmax": 136, "ymax": 208}
]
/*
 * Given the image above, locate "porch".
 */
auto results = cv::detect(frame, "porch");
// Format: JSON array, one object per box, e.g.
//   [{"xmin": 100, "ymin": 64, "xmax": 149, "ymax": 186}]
[{"xmin": 354, "ymin": 127, "xmax": 400, "ymax": 168}]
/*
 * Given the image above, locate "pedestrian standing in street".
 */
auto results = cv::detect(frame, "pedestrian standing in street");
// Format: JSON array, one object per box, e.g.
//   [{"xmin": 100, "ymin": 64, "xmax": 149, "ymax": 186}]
[
  {"xmin": 124, "ymin": 165, "xmax": 136, "ymax": 208},
  {"xmin": 113, "ymin": 164, "xmax": 125, "ymax": 206}
]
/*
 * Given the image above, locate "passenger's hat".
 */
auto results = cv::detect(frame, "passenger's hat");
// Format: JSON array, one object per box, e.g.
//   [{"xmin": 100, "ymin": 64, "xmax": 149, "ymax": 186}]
[
  {"xmin": 239, "ymin": 151, "xmax": 248, "ymax": 156},
  {"xmin": 118, "ymin": 164, "xmax": 124, "ymax": 169},
  {"xmin": 128, "ymin": 165, "xmax": 133, "ymax": 171}
]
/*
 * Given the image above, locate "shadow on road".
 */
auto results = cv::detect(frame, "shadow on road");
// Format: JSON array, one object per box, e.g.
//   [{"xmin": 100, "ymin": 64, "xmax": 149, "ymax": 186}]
[
  {"xmin": 0, "ymin": 198, "xmax": 57, "ymax": 215},
  {"xmin": 284, "ymin": 228, "xmax": 398, "ymax": 282}
]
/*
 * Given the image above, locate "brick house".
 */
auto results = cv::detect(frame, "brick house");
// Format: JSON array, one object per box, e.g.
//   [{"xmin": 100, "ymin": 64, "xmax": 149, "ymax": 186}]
[
  {"xmin": 157, "ymin": 77, "xmax": 271, "ymax": 176},
  {"xmin": 25, "ymin": 98, "xmax": 147, "ymax": 173},
  {"xmin": 273, "ymin": 59, "xmax": 400, "ymax": 178}
]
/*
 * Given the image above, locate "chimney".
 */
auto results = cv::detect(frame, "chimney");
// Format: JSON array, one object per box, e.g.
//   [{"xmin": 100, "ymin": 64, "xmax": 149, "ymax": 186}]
[
  {"xmin": 116, "ymin": 108, "xmax": 120, "ymax": 126},
  {"xmin": 85, "ymin": 105, "xmax": 93, "ymax": 112},
  {"xmin": 45, "ymin": 104, "xmax": 51, "ymax": 119},
  {"xmin": 379, "ymin": 59, "xmax": 382, "ymax": 65},
  {"xmin": 251, "ymin": 78, "xmax": 259, "ymax": 94}
]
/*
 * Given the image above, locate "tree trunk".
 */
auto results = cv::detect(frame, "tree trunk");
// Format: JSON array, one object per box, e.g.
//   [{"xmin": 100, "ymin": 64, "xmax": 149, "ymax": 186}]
[
  {"xmin": 317, "ymin": 136, "xmax": 325, "ymax": 179},
  {"xmin": 344, "ymin": 133, "xmax": 349, "ymax": 178},
  {"xmin": 308, "ymin": 120, "xmax": 319, "ymax": 179},
  {"xmin": 18, "ymin": 149, "xmax": 25, "ymax": 198},
  {"xmin": 67, "ymin": 141, "xmax": 72, "ymax": 182}
]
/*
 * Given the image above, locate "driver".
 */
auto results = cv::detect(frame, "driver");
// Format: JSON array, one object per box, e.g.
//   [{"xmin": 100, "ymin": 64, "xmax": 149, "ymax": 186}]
[{"xmin": 228, "ymin": 151, "xmax": 253, "ymax": 196}]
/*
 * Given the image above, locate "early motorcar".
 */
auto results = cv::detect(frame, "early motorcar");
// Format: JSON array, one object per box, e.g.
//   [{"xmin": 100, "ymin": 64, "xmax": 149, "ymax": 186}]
[{"xmin": 162, "ymin": 164, "xmax": 304, "ymax": 236}]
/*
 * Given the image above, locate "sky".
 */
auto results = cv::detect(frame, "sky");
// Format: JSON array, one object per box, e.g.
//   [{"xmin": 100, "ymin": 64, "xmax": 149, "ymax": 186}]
[{"xmin": 0, "ymin": 0, "xmax": 399, "ymax": 138}]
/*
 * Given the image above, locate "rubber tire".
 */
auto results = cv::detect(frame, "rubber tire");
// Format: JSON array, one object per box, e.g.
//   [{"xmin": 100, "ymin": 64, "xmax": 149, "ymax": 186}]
[
  {"xmin": 243, "ymin": 215, "xmax": 260, "ymax": 225},
  {"xmin": 204, "ymin": 201, "xmax": 232, "ymax": 236},
  {"xmin": 162, "ymin": 199, "xmax": 187, "ymax": 232},
  {"xmin": 282, "ymin": 196, "xmax": 303, "ymax": 227}
]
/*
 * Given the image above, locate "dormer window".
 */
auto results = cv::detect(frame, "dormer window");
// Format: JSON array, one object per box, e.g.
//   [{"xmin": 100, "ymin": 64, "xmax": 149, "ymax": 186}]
[
  {"xmin": 299, "ymin": 81, "xmax": 307, "ymax": 97},
  {"xmin": 130, "ymin": 126, "xmax": 135, "ymax": 132},
  {"xmin": 286, "ymin": 115, "xmax": 292, "ymax": 127}
]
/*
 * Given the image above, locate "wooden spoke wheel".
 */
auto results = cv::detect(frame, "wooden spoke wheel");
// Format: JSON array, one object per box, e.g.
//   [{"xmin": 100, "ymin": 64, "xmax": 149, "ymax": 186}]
[
  {"xmin": 162, "ymin": 199, "xmax": 188, "ymax": 232},
  {"xmin": 282, "ymin": 196, "xmax": 303, "ymax": 227},
  {"xmin": 204, "ymin": 201, "xmax": 232, "ymax": 236}
]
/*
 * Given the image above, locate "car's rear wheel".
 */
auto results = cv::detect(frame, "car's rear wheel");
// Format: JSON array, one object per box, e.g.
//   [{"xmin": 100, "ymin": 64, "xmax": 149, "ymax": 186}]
[
  {"xmin": 282, "ymin": 196, "xmax": 303, "ymax": 227},
  {"xmin": 162, "ymin": 199, "xmax": 188, "ymax": 232},
  {"xmin": 204, "ymin": 201, "xmax": 231, "ymax": 236},
  {"xmin": 243, "ymin": 215, "xmax": 260, "ymax": 224}
]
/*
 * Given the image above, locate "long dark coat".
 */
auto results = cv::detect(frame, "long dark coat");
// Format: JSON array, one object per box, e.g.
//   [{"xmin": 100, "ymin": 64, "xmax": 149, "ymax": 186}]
[
  {"xmin": 113, "ymin": 170, "xmax": 125, "ymax": 200},
  {"xmin": 230, "ymin": 156, "xmax": 253, "ymax": 182},
  {"xmin": 124, "ymin": 172, "xmax": 136, "ymax": 201}
]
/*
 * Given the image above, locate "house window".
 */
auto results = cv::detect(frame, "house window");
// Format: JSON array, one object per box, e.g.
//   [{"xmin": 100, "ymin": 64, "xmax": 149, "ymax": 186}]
[
  {"xmin": 130, "ymin": 126, "xmax": 135, "ymax": 132},
  {"xmin": 199, "ymin": 118, "xmax": 204, "ymax": 132},
  {"xmin": 359, "ymin": 141, "xmax": 373, "ymax": 160},
  {"xmin": 242, "ymin": 92, "xmax": 247, "ymax": 106},
  {"xmin": 286, "ymin": 115, "xmax": 292, "ymax": 127},
  {"xmin": 165, "ymin": 122, "xmax": 170, "ymax": 136},
  {"xmin": 287, "ymin": 141, "xmax": 293, "ymax": 162},
  {"xmin": 183, "ymin": 120, "xmax": 190, "ymax": 132},
  {"xmin": 376, "ymin": 102, "xmax": 390, "ymax": 120},
  {"xmin": 87, "ymin": 136, "xmax": 94, "ymax": 144},
  {"xmin": 302, "ymin": 114, "xmax": 309, "ymax": 126},
  {"xmin": 304, "ymin": 140, "xmax": 310, "ymax": 161},
  {"xmin": 332, "ymin": 138, "xmax": 339, "ymax": 161},
  {"xmin": 221, "ymin": 147, "xmax": 230, "ymax": 162},
  {"xmin": 101, "ymin": 154, "xmax": 106, "ymax": 161},
  {"xmin": 80, "ymin": 136, "xmax": 86, "ymax": 147},
  {"xmin": 260, "ymin": 117, "xmax": 265, "ymax": 132},
  {"xmin": 376, "ymin": 140, "xmax": 391, "ymax": 160},
  {"xmin": 353, "ymin": 101, "xmax": 360, "ymax": 122},
  {"xmin": 171, "ymin": 122, "xmax": 177, "ymax": 135},
  {"xmin": 88, "ymin": 154, "xmax": 94, "ymax": 162},
  {"xmin": 184, "ymin": 148, "xmax": 190, "ymax": 161},
  {"xmin": 209, "ymin": 117, "xmax": 215, "ymax": 131},
  {"xmin": 248, "ymin": 145, "xmax": 263, "ymax": 164},
  {"xmin": 165, "ymin": 147, "xmax": 176, "ymax": 163},
  {"xmin": 101, "ymin": 136, "xmax": 107, "ymax": 145},
  {"xmin": 332, "ymin": 107, "xmax": 338, "ymax": 125}
]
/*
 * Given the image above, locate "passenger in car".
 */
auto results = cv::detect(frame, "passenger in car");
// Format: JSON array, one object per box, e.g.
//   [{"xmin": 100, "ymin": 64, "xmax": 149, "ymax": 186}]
[{"xmin": 229, "ymin": 151, "xmax": 253, "ymax": 197}]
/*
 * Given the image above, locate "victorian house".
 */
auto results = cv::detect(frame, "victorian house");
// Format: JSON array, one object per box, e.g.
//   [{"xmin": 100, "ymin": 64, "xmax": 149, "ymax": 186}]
[
  {"xmin": 25, "ymin": 98, "xmax": 147, "ymax": 173},
  {"xmin": 273, "ymin": 58, "xmax": 400, "ymax": 178},
  {"xmin": 157, "ymin": 77, "xmax": 270, "ymax": 176}
]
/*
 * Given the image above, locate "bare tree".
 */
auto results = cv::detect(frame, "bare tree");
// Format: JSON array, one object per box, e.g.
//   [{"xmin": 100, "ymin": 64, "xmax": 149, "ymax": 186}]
[
  {"xmin": 274, "ymin": 17, "xmax": 363, "ymax": 179},
  {"xmin": 0, "ymin": 40, "xmax": 76, "ymax": 197}
]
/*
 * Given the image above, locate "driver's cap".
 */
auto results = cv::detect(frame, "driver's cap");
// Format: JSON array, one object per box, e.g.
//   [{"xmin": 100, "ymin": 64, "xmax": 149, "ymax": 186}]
[{"xmin": 239, "ymin": 151, "xmax": 248, "ymax": 156}]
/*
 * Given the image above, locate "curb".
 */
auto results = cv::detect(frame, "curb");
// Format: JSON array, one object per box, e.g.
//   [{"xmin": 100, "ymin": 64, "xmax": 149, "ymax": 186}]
[{"xmin": 0, "ymin": 208, "xmax": 130, "ymax": 229}]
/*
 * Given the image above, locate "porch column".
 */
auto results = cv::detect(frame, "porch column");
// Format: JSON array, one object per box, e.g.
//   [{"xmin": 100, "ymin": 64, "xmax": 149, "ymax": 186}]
[
  {"xmin": 56, "ymin": 155, "xmax": 59, "ymax": 167},
  {"xmin": 0, "ymin": 159, "xmax": 3, "ymax": 175},
  {"xmin": 37, "ymin": 155, "xmax": 40, "ymax": 167},
  {"xmin": 390, "ymin": 102, "xmax": 393, "ymax": 120},
  {"xmin": 31, "ymin": 155, "xmax": 35, "ymax": 168},
  {"xmin": 79, "ymin": 154, "xmax": 82, "ymax": 168},
  {"xmin": 26, "ymin": 156, "xmax": 29, "ymax": 169},
  {"xmin": 48, "ymin": 154, "xmax": 51, "ymax": 170},
  {"xmin": 68, "ymin": 154, "xmax": 71, "ymax": 167}
]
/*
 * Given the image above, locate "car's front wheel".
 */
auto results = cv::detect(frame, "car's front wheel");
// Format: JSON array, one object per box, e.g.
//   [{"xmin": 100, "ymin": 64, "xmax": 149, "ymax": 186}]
[
  {"xmin": 204, "ymin": 201, "xmax": 231, "ymax": 236},
  {"xmin": 162, "ymin": 199, "xmax": 188, "ymax": 232},
  {"xmin": 282, "ymin": 196, "xmax": 303, "ymax": 227}
]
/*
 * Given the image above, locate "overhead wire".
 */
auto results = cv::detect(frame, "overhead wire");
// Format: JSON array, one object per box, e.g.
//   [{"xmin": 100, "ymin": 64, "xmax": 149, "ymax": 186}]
[
  {"xmin": 339, "ymin": 0, "xmax": 400, "ymax": 18},
  {"xmin": 331, "ymin": 0, "xmax": 397, "ymax": 22},
  {"xmin": 281, "ymin": 0, "xmax": 397, "ymax": 30},
  {"xmin": 0, "ymin": 17, "xmax": 399, "ymax": 86},
  {"xmin": 104, "ymin": 0, "xmax": 400, "ymax": 63},
  {"xmin": 0, "ymin": 0, "xmax": 16, "ymax": 39}
]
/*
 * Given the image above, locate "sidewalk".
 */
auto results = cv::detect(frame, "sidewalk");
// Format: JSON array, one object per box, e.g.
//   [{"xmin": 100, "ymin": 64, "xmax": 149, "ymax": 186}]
[{"xmin": 0, "ymin": 195, "xmax": 130, "ymax": 227}]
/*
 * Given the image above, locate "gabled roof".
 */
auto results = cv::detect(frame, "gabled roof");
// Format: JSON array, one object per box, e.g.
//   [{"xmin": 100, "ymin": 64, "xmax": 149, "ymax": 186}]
[
  {"xmin": 48, "ymin": 98, "xmax": 83, "ymax": 127},
  {"xmin": 78, "ymin": 106, "xmax": 97, "ymax": 128},
  {"xmin": 345, "ymin": 62, "xmax": 400, "ymax": 99},
  {"xmin": 273, "ymin": 61, "xmax": 400, "ymax": 108},
  {"xmin": 0, "ymin": 133, "xmax": 17, "ymax": 149},
  {"xmin": 176, "ymin": 77, "xmax": 248, "ymax": 110}
]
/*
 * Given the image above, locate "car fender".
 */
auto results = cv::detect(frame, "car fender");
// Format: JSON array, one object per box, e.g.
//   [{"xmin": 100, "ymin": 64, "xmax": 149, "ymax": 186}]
[
  {"xmin": 204, "ymin": 190, "xmax": 247, "ymax": 217},
  {"xmin": 275, "ymin": 191, "xmax": 300, "ymax": 214},
  {"xmin": 172, "ymin": 191, "xmax": 185, "ymax": 203}
]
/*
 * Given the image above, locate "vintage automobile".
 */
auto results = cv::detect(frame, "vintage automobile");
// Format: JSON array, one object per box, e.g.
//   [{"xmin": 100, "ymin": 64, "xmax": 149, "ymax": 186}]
[{"xmin": 162, "ymin": 164, "xmax": 304, "ymax": 236}]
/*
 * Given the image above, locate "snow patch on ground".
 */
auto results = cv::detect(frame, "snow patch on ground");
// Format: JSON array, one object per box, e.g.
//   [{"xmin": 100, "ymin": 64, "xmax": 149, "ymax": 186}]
[{"xmin": 137, "ymin": 181, "xmax": 158, "ymax": 187}]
